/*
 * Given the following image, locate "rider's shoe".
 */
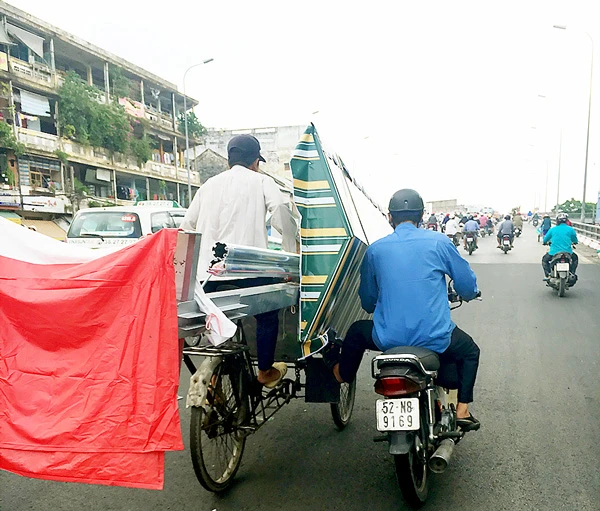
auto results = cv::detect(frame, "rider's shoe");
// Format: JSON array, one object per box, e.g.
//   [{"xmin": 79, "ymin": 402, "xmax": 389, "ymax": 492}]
[{"xmin": 457, "ymin": 413, "xmax": 480, "ymax": 432}]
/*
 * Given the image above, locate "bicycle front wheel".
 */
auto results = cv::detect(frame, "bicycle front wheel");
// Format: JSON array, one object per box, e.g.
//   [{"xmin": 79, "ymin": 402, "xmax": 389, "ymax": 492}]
[
  {"xmin": 330, "ymin": 378, "xmax": 356, "ymax": 430},
  {"xmin": 190, "ymin": 357, "xmax": 248, "ymax": 492}
]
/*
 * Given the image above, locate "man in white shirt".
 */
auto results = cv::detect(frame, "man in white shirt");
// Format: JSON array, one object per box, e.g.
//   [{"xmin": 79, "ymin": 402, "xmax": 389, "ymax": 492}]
[
  {"xmin": 181, "ymin": 134, "xmax": 291, "ymax": 388},
  {"xmin": 444, "ymin": 214, "xmax": 461, "ymax": 245}
]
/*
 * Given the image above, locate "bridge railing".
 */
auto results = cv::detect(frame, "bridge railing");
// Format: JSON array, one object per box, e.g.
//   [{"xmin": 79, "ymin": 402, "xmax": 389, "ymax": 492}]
[{"xmin": 570, "ymin": 221, "xmax": 600, "ymax": 242}]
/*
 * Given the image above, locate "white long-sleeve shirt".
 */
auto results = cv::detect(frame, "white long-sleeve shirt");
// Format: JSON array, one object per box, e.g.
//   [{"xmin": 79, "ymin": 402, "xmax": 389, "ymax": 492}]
[
  {"xmin": 444, "ymin": 218, "xmax": 460, "ymax": 236},
  {"xmin": 180, "ymin": 165, "xmax": 289, "ymax": 280}
]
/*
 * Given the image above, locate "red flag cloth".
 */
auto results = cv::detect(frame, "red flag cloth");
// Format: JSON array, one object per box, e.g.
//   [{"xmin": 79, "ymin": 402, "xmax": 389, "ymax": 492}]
[{"xmin": 0, "ymin": 227, "xmax": 183, "ymax": 489}]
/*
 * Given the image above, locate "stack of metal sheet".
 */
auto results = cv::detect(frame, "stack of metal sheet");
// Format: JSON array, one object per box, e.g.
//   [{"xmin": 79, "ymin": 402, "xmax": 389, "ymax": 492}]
[{"xmin": 209, "ymin": 242, "xmax": 300, "ymax": 280}]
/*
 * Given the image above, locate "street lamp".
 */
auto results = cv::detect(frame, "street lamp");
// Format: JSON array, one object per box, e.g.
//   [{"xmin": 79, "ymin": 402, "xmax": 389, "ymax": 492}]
[
  {"xmin": 553, "ymin": 25, "xmax": 594, "ymax": 222},
  {"xmin": 183, "ymin": 58, "xmax": 214, "ymax": 206}
]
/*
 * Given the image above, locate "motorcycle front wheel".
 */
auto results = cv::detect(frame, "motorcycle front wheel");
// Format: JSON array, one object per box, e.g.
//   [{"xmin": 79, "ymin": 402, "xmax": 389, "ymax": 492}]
[{"xmin": 395, "ymin": 437, "xmax": 428, "ymax": 508}]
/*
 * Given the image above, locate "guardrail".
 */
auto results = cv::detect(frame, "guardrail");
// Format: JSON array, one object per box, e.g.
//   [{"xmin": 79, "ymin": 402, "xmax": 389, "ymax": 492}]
[{"xmin": 570, "ymin": 220, "xmax": 600, "ymax": 242}]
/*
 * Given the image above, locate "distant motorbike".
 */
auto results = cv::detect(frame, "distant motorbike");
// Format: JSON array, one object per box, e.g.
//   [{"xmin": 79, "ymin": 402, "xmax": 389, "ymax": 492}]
[
  {"xmin": 464, "ymin": 234, "xmax": 476, "ymax": 255},
  {"xmin": 372, "ymin": 283, "xmax": 481, "ymax": 508},
  {"xmin": 427, "ymin": 223, "xmax": 438, "ymax": 231},
  {"xmin": 532, "ymin": 219, "xmax": 539, "ymax": 227},
  {"xmin": 447, "ymin": 233, "xmax": 460, "ymax": 247},
  {"xmin": 501, "ymin": 234, "xmax": 512, "ymax": 254},
  {"xmin": 514, "ymin": 227, "xmax": 522, "ymax": 238},
  {"xmin": 545, "ymin": 247, "xmax": 577, "ymax": 297}
]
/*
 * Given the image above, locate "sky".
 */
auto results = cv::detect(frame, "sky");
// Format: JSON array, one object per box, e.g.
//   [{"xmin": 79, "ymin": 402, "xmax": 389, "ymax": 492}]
[{"xmin": 9, "ymin": 0, "xmax": 600, "ymax": 214}]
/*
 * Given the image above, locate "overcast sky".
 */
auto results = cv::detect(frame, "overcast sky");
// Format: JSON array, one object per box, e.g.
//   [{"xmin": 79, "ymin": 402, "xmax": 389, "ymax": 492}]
[{"xmin": 9, "ymin": 0, "xmax": 600, "ymax": 213}]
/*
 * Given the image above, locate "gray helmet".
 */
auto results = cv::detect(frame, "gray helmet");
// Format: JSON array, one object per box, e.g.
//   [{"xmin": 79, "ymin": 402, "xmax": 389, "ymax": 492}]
[
  {"xmin": 389, "ymin": 189, "xmax": 424, "ymax": 212},
  {"xmin": 556, "ymin": 212, "xmax": 568, "ymax": 223}
]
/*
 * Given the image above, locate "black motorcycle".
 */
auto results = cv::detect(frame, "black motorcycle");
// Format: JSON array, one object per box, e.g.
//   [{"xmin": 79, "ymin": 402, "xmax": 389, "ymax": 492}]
[
  {"xmin": 545, "ymin": 247, "xmax": 577, "ymax": 297},
  {"xmin": 464, "ymin": 234, "xmax": 476, "ymax": 255},
  {"xmin": 500, "ymin": 234, "xmax": 512, "ymax": 254},
  {"xmin": 372, "ymin": 283, "xmax": 481, "ymax": 508},
  {"xmin": 514, "ymin": 226, "xmax": 522, "ymax": 238}
]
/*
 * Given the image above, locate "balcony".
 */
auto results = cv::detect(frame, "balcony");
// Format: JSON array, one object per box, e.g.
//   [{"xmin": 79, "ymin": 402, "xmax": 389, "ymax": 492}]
[
  {"xmin": 18, "ymin": 127, "xmax": 60, "ymax": 152},
  {"xmin": 10, "ymin": 59, "xmax": 55, "ymax": 89}
]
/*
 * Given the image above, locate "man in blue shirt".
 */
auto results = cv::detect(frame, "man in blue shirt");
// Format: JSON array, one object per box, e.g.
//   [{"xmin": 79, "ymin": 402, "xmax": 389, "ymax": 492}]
[
  {"xmin": 462, "ymin": 215, "xmax": 480, "ymax": 250},
  {"xmin": 329, "ymin": 189, "xmax": 481, "ymax": 430},
  {"xmin": 542, "ymin": 212, "xmax": 579, "ymax": 279}
]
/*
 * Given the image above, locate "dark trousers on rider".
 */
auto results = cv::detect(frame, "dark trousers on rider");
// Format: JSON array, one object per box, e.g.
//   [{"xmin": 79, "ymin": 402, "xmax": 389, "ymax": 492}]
[
  {"xmin": 542, "ymin": 252, "xmax": 579, "ymax": 278},
  {"xmin": 338, "ymin": 320, "xmax": 480, "ymax": 403},
  {"xmin": 204, "ymin": 278, "xmax": 279, "ymax": 371}
]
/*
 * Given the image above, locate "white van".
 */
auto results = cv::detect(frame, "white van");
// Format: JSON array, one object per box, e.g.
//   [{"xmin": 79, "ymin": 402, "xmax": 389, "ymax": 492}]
[{"xmin": 66, "ymin": 201, "xmax": 186, "ymax": 247}]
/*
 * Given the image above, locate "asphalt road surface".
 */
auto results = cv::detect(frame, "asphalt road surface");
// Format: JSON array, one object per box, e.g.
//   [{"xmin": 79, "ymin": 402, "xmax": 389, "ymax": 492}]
[{"xmin": 2, "ymin": 223, "xmax": 599, "ymax": 511}]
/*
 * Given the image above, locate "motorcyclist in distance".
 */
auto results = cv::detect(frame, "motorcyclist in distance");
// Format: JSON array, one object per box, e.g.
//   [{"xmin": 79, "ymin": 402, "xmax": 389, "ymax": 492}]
[
  {"xmin": 445, "ymin": 213, "xmax": 461, "ymax": 245},
  {"xmin": 427, "ymin": 212, "xmax": 439, "ymax": 231},
  {"xmin": 462, "ymin": 215, "xmax": 480, "ymax": 250},
  {"xmin": 542, "ymin": 213, "xmax": 579, "ymax": 281},
  {"xmin": 513, "ymin": 212, "xmax": 524, "ymax": 233},
  {"xmin": 541, "ymin": 214, "xmax": 552, "ymax": 237},
  {"xmin": 496, "ymin": 215, "xmax": 515, "ymax": 248}
]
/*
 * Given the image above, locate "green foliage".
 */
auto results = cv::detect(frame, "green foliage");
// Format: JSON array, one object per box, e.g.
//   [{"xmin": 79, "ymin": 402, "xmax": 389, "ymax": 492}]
[
  {"xmin": 109, "ymin": 66, "xmax": 133, "ymax": 100},
  {"xmin": 130, "ymin": 135, "xmax": 153, "ymax": 167},
  {"xmin": 556, "ymin": 198, "xmax": 596, "ymax": 215},
  {"xmin": 55, "ymin": 149, "xmax": 69, "ymax": 166},
  {"xmin": 178, "ymin": 111, "xmax": 206, "ymax": 139},
  {"xmin": 58, "ymin": 71, "xmax": 152, "ymax": 166},
  {"xmin": 88, "ymin": 199, "xmax": 116, "ymax": 208},
  {"xmin": 0, "ymin": 121, "xmax": 25, "ymax": 156}
]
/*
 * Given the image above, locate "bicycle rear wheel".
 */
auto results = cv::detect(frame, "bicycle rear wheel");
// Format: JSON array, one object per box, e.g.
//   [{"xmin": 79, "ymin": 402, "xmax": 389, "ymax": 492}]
[
  {"xmin": 190, "ymin": 357, "xmax": 248, "ymax": 492},
  {"xmin": 330, "ymin": 378, "xmax": 356, "ymax": 430}
]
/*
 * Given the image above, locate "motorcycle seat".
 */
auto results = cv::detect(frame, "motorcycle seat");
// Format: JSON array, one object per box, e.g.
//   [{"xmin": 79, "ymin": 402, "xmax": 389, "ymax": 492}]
[
  {"xmin": 550, "ymin": 252, "xmax": 572, "ymax": 264},
  {"xmin": 379, "ymin": 346, "xmax": 440, "ymax": 371}
]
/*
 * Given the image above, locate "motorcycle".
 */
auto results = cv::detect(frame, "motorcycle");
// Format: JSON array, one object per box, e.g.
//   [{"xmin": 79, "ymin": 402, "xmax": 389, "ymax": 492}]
[
  {"xmin": 447, "ymin": 233, "xmax": 460, "ymax": 247},
  {"xmin": 427, "ymin": 223, "xmax": 438, "ymax": 232},
  {"xmin": 500, "ymin": 234, "xmax": 512, "ymax": 254},
  {"xmin": 372, "ymin": 283, "xmax": 481, "ymax": 508},
  {"xmin": 514, "ymin": 227, "xmax": 522, "ymax": 238},
  {"xmin": 464, "ymin": 234, "xmax": 476, "ymax": 255},
  {"xmin": 532, "ymin": 219, "xmax": 539, "ymax": 227},
  {"xmin": 545, "ymin": 248, "xmax": 577, "ymax": 297}
]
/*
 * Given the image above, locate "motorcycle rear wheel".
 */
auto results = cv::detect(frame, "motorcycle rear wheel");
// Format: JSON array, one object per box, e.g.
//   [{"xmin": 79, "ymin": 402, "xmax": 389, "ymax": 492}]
[
  {"xmin": 558, "ymin": 277, "xmax": 566, "ymax": 297},
  {"xmin": 395, "ymin": 439, "xmax": 428, "ymax": 508}
]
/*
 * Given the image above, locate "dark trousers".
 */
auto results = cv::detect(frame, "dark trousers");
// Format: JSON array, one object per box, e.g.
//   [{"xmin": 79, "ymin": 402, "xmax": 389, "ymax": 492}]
[
  {"xmin": 339, "ymin": 320, "xmax": 480, "ymax": 403},
  {"xmin": 542, "ymin": 252, "xmax": 578, "ymax": 277},
  {"xmin": 204, "ymin": 278, "xmax": 279, "ymax": 371}
]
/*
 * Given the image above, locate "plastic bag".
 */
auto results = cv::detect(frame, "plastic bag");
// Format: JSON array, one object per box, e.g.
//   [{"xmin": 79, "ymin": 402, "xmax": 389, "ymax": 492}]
[{"xmin": 194, "ymin": 282, "xmax": 237, "ymax": 346}]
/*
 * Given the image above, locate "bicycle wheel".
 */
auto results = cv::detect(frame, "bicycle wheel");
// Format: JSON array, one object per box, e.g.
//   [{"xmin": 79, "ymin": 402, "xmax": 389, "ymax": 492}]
[
  {"xmin": 330, "ymin": 378, "xmax": 356, "ymax": 430},
  {"xmin": 190, "ymin": 356, "xmax": 248, "ymax": 492}
]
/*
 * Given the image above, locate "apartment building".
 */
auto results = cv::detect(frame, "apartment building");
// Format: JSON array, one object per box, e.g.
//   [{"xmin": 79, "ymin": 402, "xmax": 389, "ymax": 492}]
[{"xmin": 0, "ymin": 1, "xmax": 202, "ymax": 221}]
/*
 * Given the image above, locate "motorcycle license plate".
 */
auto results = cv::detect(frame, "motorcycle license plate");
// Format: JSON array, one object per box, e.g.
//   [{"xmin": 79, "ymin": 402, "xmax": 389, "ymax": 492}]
[
  {"xmin": 556, "ymin": 263, "xmax": 570, "ymax": 272},
  {"xmin": 503, "ymin": 239, "xmax": 510, "ymax": 245},
  {"xmin": 467, "ymin": 237, "xmax": 474, "ymax": 242},
  {"xmin": 376, "ymin": 398, "xmax": 419, "ymax": 431}
]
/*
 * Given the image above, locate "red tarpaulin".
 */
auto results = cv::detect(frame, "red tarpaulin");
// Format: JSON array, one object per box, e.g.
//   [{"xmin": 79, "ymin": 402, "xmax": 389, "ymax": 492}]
[{"xmin": 0, "ymin": 224, "xmax": 183, "ymax": 489}]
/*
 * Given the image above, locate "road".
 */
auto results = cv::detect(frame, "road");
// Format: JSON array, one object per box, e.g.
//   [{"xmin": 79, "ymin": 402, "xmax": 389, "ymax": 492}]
[{"xmin": 2, "ymin": 223, "xmax": 599, "ymax": 511}]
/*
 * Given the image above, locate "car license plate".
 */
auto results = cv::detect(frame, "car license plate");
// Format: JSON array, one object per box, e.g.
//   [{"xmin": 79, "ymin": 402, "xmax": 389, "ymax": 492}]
[
  {"xmin": 556, "ymin": 262, "xmax": 570, "ymax": 272},
  {"xmin": 503, "ymin": 239, "xmax": 510, "ymax": 245},
  {"xmin": 376, "ymin": 398, "xmax": 419, "ymax": 431}
]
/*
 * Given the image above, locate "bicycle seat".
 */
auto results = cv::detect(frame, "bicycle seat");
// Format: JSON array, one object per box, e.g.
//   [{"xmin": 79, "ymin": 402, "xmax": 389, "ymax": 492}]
[{"xmin": 378, "ymin": 346, "xmax": 440, "ymax": 371}]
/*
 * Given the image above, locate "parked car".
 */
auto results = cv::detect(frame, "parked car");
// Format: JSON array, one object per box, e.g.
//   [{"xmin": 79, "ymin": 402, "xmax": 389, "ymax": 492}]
[{"xmin": 66, "ymin": 201, "xmax": 186, "ymax": 247}]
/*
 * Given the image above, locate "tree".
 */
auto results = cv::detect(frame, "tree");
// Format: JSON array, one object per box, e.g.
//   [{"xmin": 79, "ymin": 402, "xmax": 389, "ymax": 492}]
[
  {"xmin": 555, "ymin": 198, "xmax": 596, "ymax": 215},
  {"xmin": 177, "ymin": 111, "xmax": 206, "ymax": 139}
]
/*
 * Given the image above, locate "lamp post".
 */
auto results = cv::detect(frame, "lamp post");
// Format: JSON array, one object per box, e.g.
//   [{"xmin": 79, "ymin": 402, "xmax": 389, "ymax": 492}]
[
  {"xmin": 183, "ymin": 58, "xmax": 214, "ymax": 206},
  {"xmin": 553, "ymin": 25, "xmax": 594, "ymax": 222}
]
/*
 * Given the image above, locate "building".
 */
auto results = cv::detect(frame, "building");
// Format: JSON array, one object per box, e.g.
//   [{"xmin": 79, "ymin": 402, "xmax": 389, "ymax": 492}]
[
  {"xmin": 193, "ymin": 125, "xmax": 307, "ymax": 185},
  {"xmin": 425, "ymin": 199, "xmax": 458, "ymax": 215},
  {"xmin": 0, "ymin": 1, "xmax": 202, "ymax": 228}
]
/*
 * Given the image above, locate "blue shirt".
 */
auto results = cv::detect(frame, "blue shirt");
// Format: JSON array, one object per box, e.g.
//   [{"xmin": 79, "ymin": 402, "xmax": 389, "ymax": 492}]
[
  {"xmin": 359, "ymin": 223, "xmax": 479, "ymax": 353},
  {"xmin": 463, "ymin": 220, "xmax": 480, "ymax": 232},
  {"xmin": 543, "ymin": 223, "xmax": 578, "ymax": 256}
]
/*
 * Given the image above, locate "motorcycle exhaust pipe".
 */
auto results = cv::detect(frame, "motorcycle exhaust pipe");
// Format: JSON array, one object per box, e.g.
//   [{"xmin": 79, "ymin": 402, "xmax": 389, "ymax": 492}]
[{"xmin": 429, "ymin": 438, "xmax": 455, "ymax": 473}]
